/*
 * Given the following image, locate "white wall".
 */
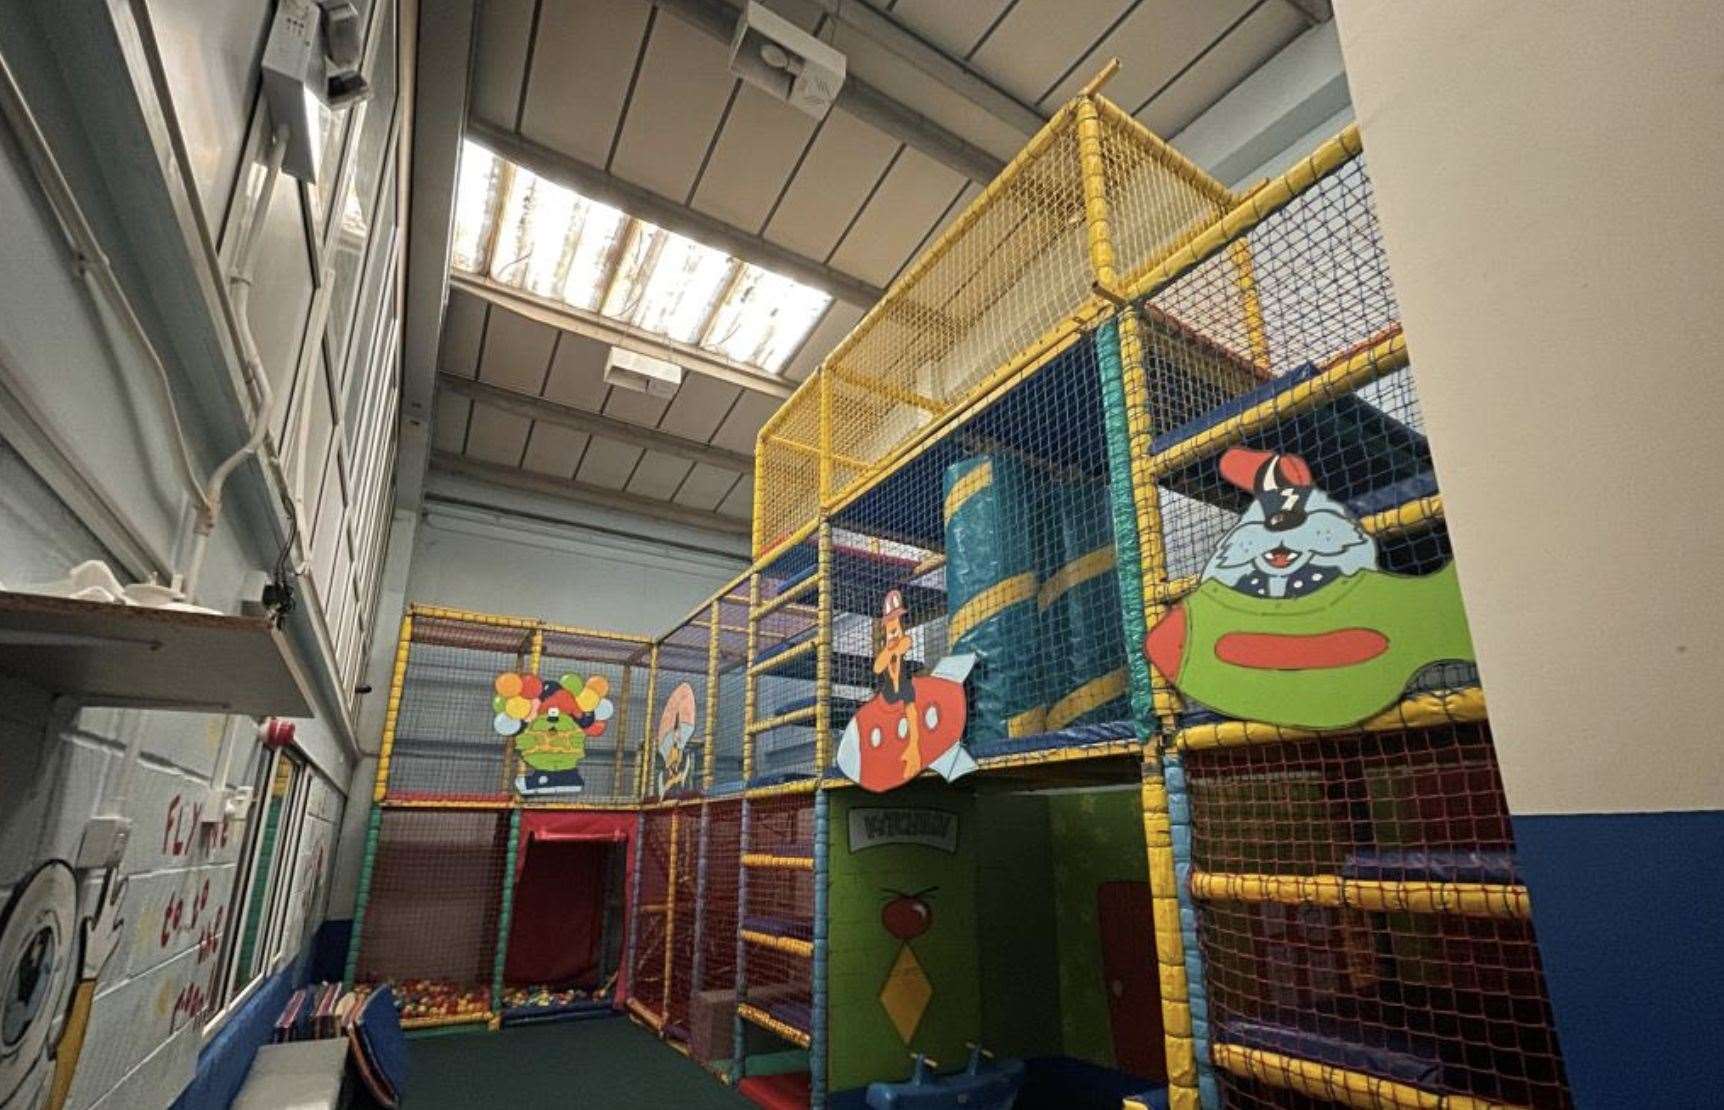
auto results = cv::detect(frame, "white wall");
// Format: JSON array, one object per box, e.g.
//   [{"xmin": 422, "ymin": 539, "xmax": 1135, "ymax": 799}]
[
  {"xmin": 408, "ymin": 471, "xmax": 750, "ymax": 638},
  {"xmin": 0, "ymin": 1, "xmax": 410, "ymax": 1105},
  {"xmin": 1333, "ymin": 0, "xmax": 1724, "ymax": 817}
]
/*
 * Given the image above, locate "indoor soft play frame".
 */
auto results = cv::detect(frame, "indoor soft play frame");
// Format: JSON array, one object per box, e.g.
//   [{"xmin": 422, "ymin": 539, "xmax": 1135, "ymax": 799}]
[{"xmin": 345, "ymin": 80, "xmax": 1572, "ymax": 1110}]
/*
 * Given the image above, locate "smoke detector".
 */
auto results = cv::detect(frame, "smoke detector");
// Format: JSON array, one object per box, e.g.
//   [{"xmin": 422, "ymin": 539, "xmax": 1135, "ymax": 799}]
[
  {"xmin": 604, "ymin": 348, "xmax": 684, "ymax": 399},
  {"xmin": 729, "ymin": 1, "xmax": 846, "ymax": 119}
]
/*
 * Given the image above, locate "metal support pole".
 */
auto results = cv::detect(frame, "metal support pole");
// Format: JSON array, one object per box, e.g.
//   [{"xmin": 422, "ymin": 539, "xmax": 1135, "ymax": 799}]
[{"xmin": 732, "ymin": 798, "xmax": 752, "ymax": 1082}]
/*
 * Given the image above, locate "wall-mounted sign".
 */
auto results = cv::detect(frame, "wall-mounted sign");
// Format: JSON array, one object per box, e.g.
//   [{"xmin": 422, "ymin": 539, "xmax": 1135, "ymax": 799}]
[{"xmin": 847, "ymin": 808, "xmax": 959, "ymax": 854}]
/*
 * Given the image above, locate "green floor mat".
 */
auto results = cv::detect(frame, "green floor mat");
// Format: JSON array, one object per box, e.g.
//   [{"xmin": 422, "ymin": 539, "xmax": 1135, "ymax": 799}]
[{"xmin": 406, "ymin": 1017, "xmax": 749, "ymax": 1108}]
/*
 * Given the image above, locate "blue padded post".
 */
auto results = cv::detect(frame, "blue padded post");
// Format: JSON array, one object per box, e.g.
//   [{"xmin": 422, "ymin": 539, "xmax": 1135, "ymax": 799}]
[
  {"xmin": 811, "ymin": 789, "xmax": 830, "ymax": 1109},
  {"xmin": 1165, "ymin": 751, "xmax": 1217, "ymax": 1108},
  {"xmin": 732, "ymin": 798, "xmax": 751, "ymax": 1083},
  {"xmin": 688, "ymin": 802, "xmax": 713, "ymax": 1016}
]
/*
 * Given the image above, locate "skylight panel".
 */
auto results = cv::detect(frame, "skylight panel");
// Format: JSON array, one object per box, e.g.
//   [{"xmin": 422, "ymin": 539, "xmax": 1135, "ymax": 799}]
[
  {"xmin": 449, "ymin": 143, "xmax": 834, "ymax": 374},
  {"xmin": 702, "ymin": 265, "xmax": 831, "ymax": 372},
  {"xmin": 449, "ymin": 141, "xmax": 502, "ymax": 273},
  {"xmin": 602, "ymin": 226, "xmax": 734, "ymax": 343}
]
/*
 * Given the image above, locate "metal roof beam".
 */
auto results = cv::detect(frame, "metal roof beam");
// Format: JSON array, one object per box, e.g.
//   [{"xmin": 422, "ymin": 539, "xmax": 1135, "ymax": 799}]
[
  {"xmin": 450, "ymin": 272, "xmax": 794, "ymax": 400},
  {"xmin": 437, "ymin": 373, "xmax": 754, "ymax": 473},
  {"xmin": 649, "ymin": 0, "xmax": 1006, "ymax": 184},
  {"xmin": 466, "ymin": 119, "xmax": 884, "ymax": 309},
  {"xmin": 807, "ymin": 0, "xmax": 1046, "ymax": 136},
  {"xmin": 430, "ymin": 451, "xmax": 751, "ymax": 536}
]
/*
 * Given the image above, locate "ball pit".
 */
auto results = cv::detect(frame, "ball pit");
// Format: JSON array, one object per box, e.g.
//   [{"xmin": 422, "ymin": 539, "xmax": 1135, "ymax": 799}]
[{"xmin": 388, "ymin": 979, "xmax": 492, "ymax": 1023}]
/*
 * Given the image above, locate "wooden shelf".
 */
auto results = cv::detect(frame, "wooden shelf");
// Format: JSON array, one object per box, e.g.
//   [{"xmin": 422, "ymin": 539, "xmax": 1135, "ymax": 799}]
[{"xmin": 0, "ymin": 591, "xmax": 314, "ymax": 716}]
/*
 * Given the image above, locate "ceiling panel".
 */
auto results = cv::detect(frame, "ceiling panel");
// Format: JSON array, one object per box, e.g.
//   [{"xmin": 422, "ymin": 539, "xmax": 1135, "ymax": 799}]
[
  {"xmin": 1139, "ymin": 1, "xmax": 1306, "ymax": 137},
  {"xmin": 521, "ymin": 422, "xmax": 589, "ymax": 477},
  {"xmin": 709, "ymin": 391, "xmax": 779, "ymax": 455},
  {"xmin": 541, "ymin": 331, "xmax": 611, "ymax": 410},
  {"xmin": 785, "ymin": 300, "xmax": 866, "ymax": 381},
  {"xmin": 829, "ymin": 25, "xmax": 1029, "ymax": 161},
  {"xmin": 608, "ymin": 14, "xmax": 737, "ymax": 198},
  {"xmin": 828, "ymin": 148, "xmax": 966, "ymax": 287},
  {"xmin": 465, "ymin": 402, "xmax": 532, "ymax": 465},
  {"xmin": 674, "ymin": 462, "xmax": 738, "ymax": 511},
  {"xmin": 888, "ymin": 0, "xmax": 1017, "ymax": 58},
  {"xmin": 659, "ymin": 374, "xmax": 742, "ymax": 442},
  {"xmin": 469, "ymin": 0, "xmax": 536, "ymax": 127},
  {"xmin": 688, "ymin": 85, "xmax": 819, "ymax": 234},
  {"xmin": 762, "ymin": 109, "xmax": 900, "ymax": 263},
  {"xmin": 432, "ymin": 394, "xmax": 471, "ymax": 453},
  {"xmin": 601, "ymin": 386, "xmax": 671, "ymax": 428},
  {"xmin": 970, "ymin": 0, "xmax": 1131, "ymax": 106},
  {"xmin": 625, "ymin": 451, "xmax": 694, "ymax": 500},
  {"xmin": 519, "ymin": 0, "xmax": 650, "ymax": 167},
  {"xmin": 576, "ymin": 436, "xmax": 643, "ymax": 489},
  {"xmin": 1037, "ymin": 0, "xmax": 1258, "ymax": 110},
  {"xmin": 717, "ymin": 477, "xmax": 753, "ymax": 519},
  {"xmin": 438, "ymin": 291, "xmax": 488, "ymax": 377},
  {"xmin": 477, "ymin": 307, "xmax": 559, "ymax": 393}
]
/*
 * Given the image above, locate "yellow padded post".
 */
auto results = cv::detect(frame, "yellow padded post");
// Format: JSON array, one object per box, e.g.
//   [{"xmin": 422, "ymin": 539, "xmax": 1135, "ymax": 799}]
[{"xmin": 373, "ymin": 612, "xmax": 413, "ymax": 802}]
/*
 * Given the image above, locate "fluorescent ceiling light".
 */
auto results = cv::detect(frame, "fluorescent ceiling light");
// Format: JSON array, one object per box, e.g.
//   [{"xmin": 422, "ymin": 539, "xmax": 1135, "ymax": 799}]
[{"xmin": 449, "ymin": 139, "xmax": 831, "ymax": 375}]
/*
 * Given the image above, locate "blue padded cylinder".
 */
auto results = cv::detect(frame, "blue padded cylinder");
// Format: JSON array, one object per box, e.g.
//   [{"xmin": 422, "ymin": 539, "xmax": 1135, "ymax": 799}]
[{"xmin": 943, "ymin": 454, "xmax": 1047, "ymax": 743}]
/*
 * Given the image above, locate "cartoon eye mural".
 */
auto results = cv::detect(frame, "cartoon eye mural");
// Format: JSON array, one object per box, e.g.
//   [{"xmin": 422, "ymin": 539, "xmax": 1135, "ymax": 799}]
[
  {"xmin": 493, "ymin": 672, "xmax": 613, "ymax": 797},
  {"xmin": 877, "ymin": 888, "xmax": 937, "ymax": 1044}
]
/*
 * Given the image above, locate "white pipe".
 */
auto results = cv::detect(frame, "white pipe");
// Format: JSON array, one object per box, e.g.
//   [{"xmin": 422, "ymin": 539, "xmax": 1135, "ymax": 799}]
[
  {"xmin": 178, "ymin": 128, "xmax": 289, "ymax": 599},
  {"xmin": 0, "ymin": 45, "xmax": 209, "ymax": 525}
]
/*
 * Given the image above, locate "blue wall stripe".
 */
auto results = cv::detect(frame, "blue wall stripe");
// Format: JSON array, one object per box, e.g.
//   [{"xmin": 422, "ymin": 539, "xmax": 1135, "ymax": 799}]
[{"xmin": 1514, "ymin": 809, "xmax": 1724, "ymax": 1109}]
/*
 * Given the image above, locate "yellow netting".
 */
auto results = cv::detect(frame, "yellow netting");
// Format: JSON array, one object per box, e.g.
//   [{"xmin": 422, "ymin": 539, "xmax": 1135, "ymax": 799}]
[{"xmin": 753, "ymin": 93, "xmax": 1238, "ymax": 558}]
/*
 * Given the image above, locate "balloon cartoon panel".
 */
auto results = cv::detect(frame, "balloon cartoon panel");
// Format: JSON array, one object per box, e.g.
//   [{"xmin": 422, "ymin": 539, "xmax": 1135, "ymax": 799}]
[{"xmin": 493, "ymin": 671, "xmax": 615, "ymax": 797}]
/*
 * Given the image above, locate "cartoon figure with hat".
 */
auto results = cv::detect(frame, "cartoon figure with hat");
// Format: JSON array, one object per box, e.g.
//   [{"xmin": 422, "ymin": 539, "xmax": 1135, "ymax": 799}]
[
  {"xmin": 656, "ymin": 681, "xmax": 698, "ymax": 797},
  {"xmin": 1145, "ymin": 445, "xmax": 1476, "ymax": 729},
  {"xmin": 493, "ymin": 672, "xmax": 614, "ymax": 796},
  {"xmin": 1203, "ymin": 447, "xmax": 1377, "ymax": 598},
  {"xmin": 834, "ymin": 590, "xmax": 976, "ymax": 793}
]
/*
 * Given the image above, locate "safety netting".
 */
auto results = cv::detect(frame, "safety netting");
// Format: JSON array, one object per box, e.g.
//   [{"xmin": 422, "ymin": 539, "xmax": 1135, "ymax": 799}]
[
  {"xmin": 380, "ymin": 609, "xmax": 648, "ymax": 805},
  {"xmin": 825, "ymin": 332, "xmax": 1135, "ymax": 769},
  {"xmin": 351, "ymin": 809, "xmax": 509, "ymax": 1025},
  {"xmin": 738, "ymin": 794, "xmax": 816, "ymax": 1050},
  {"xmin": 628, "ymin": 806, "xmax": 674, "ymax": 1026},
  {"xmin": 691, "ymin": 797, "xmax": 743, "ymax": 1067},
  {"xmin": 1113, "ymin": 134, "xmax": 1573, "ymax": 1107},
  {"xmin": 745, "ymin": 556, "xmax": 827, "ymax": 785}
]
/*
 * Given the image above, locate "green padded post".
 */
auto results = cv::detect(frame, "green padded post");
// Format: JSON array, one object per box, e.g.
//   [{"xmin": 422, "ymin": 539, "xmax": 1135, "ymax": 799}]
[
  {"xmin": 1094, "ymin": 317, "xmax": 1158, "ymax": 739},
  {"xmin": 343, "ymin": 807, "xmax": 384, "ymax": 987},
  {"xmin": 493, "ymin": 809, "xmax": 522, "ymax": 1014}
]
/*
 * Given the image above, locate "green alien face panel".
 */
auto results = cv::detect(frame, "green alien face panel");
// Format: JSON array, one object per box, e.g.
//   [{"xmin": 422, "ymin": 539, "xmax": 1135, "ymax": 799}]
[{"xmin": 1145, "ymin": 447, "xmax": 1475, "ymax": 730}]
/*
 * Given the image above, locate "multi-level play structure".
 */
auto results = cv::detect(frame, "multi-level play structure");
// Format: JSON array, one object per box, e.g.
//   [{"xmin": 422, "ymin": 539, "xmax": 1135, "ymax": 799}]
[{"xmin": 345, "ymin": 76, "xmax": 1573, "ymax": 1110}]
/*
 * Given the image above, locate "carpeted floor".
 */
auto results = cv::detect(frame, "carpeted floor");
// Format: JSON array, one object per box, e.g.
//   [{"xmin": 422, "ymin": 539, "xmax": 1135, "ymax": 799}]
[{"xmin": 406, "ymin": 1017, "xmax": 750, "ymax": 1108}]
